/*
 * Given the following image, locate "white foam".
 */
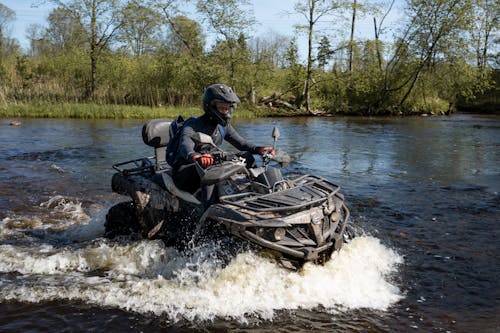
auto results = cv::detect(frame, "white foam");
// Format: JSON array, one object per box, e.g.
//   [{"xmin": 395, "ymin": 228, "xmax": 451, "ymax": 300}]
[
  {"xmin": 1, "ymin": 195, "xmax": 106, "ymax": 242},
  {"xmin": 0, "ymin": 235, "xmax": 403, "ymax": 322},
  {"xmin": 59, "ymin": 205, "xmax": 106, "ymax": 242},
  {"xmin": 40, "ymin": 195, "xmax": 90, "ymax": 225}
]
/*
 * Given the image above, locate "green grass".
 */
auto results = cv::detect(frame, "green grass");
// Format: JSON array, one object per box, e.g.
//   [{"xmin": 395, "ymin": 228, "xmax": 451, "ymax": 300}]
[
  {"xmin": 405, "ymin": 97, "xmax": 451, "ymax": 115},
  {"xmin": 0, "ymin": 102, "xmax": 276, "ymax": 119}
]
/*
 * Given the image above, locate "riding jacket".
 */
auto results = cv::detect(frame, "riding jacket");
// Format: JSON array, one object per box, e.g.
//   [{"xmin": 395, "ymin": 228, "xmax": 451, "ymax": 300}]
[{"xmin": 172, "ymin": 114, "xmax": 258, "ymax": 170}]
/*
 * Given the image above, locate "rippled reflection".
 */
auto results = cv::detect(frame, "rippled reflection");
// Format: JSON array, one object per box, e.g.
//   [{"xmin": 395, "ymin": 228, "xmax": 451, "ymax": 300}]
[{"xmin": 0, "ymin": 114, "xmax": 498, "ymax": 332}]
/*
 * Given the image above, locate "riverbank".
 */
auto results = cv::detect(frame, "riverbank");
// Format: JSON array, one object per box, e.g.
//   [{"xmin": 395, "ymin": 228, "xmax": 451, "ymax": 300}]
[
  {"xmin": 0, "ymin": 102, "xmax": 277, "ymax": 120},
  {"xmin": 1, "ymin": 102, "xmax": 186, "ymax": 119},
  {"xmin": 1, "ymin": 101, "xmax": 496, "ymax": 120}
]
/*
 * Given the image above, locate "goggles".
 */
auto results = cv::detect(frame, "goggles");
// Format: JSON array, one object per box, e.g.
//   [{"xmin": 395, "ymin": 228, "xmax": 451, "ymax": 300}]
[{"xmin": 211, "ymin": 100, "xmax": 235, "ymax": 115}]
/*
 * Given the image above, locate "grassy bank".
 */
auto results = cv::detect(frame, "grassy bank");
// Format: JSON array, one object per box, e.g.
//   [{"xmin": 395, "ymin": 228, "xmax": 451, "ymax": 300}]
[
  {"xmin": 2, "ymin": 100, "xmax": 495, "ymax": 120},
  {"xmin": 0, "ymin": 102, "xmax": 276, "ymax": 120}
]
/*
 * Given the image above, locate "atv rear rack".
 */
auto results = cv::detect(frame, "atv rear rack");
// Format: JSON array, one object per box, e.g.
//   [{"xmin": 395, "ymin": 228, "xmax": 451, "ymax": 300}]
[
  {"xmin": 112, "ymin": 157, "xmax": 170, "ymax": 176},
  {"xmin": 112, "ymin": 157, "xmax": 155, "ymax": 175},
  {"xmin": 219, "ymin": 175, "xmax": 340, "ymax": 212}
]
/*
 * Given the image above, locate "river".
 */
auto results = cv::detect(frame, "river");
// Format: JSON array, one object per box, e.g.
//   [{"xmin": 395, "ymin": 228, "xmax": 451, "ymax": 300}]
[{"xmin": 0, "ymin": 114, "xmax": 498, "ymax": 332}]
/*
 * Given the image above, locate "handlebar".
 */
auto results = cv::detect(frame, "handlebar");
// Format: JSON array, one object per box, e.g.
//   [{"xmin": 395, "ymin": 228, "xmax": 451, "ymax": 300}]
[
  {"xmin": 211, "ymin": 151, "xmax": 240, "ymax": 165},
  {"xmin": 194, "ymin": 151, "xmax": 243, "ymax": 168},
  {"xmin": 195, "ymin": 150, "xmax": 290, "ymax": 169},
  {"xmin": 261, "ymin": 151, "xmax": 273, "ymax": 166}
]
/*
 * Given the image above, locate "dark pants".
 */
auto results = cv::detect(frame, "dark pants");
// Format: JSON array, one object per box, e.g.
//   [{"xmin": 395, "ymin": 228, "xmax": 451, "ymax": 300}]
[
  {"xmin": 173, "ymin": 163, "xmax": 217, "ymax": 207},
  {"xmin": 173, "ymin": 151, "xmax": 256, "ymax": 206},
  {"xmin": 173, "ymin": 163, "xmax": 200, "ymax": 193}
]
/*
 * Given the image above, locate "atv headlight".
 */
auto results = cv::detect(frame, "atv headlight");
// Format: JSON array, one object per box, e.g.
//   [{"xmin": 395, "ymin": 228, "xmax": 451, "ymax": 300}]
[
  {"xmin": 274, "ymin": 227, "xmax": 286, "ymax": 241},
  {"xmin": 311, "ymin": 211, "xmax": 322, "ymax": 225}
]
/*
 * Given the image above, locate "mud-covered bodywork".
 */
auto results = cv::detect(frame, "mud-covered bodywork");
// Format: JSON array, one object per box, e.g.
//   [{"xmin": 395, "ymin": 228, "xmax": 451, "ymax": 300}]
[
  {"xmin": 105, "ymin": 118, "xmax": 350, "ymax": 268},
  {"xmin": 204, "ymin": 175, "xmax": 349, "ymax": 263}
]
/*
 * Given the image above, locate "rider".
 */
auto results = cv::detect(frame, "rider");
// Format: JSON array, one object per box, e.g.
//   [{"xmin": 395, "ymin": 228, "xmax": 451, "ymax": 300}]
[{"xmin": 171, "ymin": 83, "xmax": 275, "ymax": 202}]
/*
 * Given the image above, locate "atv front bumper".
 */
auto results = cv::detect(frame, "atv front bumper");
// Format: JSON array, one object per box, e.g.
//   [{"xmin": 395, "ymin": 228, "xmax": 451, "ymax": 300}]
[{"xmin": 204, "ymin": 175, "xmax": 350, "ymax": 263}]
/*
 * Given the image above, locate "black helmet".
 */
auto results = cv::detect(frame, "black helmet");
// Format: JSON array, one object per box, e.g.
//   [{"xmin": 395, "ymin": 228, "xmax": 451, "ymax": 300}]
[{"xmin": 202, "ymin": 83, "xmax": 240, "ymax": 126}]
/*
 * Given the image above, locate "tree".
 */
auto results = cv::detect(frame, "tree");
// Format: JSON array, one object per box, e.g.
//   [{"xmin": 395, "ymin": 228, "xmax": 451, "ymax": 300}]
[
  {"xmin": 373, "ymin": 0, "xmax": 396, "ymax": 71},
  {"xmin": 27, "ymin": 24, "xmax": 46, "ymax": 56},
  {"xmin": 196, "ymin": 0, "xmax": 255, "ymax": 90},
  {"xmin": 249, "ymin": 31, "xmax": 291, "ymax": 68},
  {"xmin": 44, "ymin": 7, "xmax": 87, "ymax": 52},
  {"xmin": 0, "ymin": 3, "xmax": 16, "ymax": 56},
  {"xmin": 284, "ymin": 38, "xmax": 306, "ymax": 107},
  {"xmin": 0, "ymin": 3, "xmax": 15, "ymax": 36},
  {"xmin": 48, "ymin": 0, "xmax": 126, "ymax": 98},
  {"xmin": 470, "ymin": 0, "xmax": 499, "ymax": 72},
  {"xmin": 387, "ymin": 0, "xmax": 475, "ymax": 107},
  {"xmin": 348, "ymin": 0, "xmax": 356, "ymax": 72},
  {"xmin": 149, "ymin": 0, "xmax": 209, "ymax": 97},
  {"xmin": 163, "ymin": 15, "xmax": 207, "ymax": 102},
  {"xmin": 347, "ymin": 0, "xmax": 376, "ymax": 72},
  {"xmin": 152, "ymin": 0, "xmax": 206, "ymax": 59},
  {"xmin": 165, "ymin": 16, "xmax": 205, "ymax": 56},
  {"xmin": 119, "ymin": 0, "xmax": 163, "ymax": 57},
  {"xmin": 293, "ymin": 0, "xmax": 345, "ymax": 113},
  {"xmin": 317, "ymin": 35, "xmax": 332, "ymax": 70},
  {"xmin": 247, "ymin": 31, "xmax": 291, "ymax": 104}
]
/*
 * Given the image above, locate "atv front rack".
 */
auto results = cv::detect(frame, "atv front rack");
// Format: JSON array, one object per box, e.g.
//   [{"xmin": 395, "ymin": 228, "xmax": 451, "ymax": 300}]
[{"xmin": 219, "ymin": 175, "xmax": 340, "ymax": 212}]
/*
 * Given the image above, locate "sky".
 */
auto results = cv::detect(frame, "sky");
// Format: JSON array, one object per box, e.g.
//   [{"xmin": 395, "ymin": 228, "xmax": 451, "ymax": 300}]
[{"xmin": 1, "ymin": 0, "xmax": 403, "ymax": 60}]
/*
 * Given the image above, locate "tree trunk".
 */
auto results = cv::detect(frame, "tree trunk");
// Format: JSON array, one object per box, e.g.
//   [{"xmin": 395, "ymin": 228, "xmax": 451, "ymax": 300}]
[
  {"xmin": 374, "ymin": 17, "xmax": 382, "ymax": 71},
  {"xmin": 399, "ymin": 36, "xmax": 441, "ymax": 107},
  {"xmin": 91, "ymin": 52, "xmax": 97, "ymax": 98},
  {"xmin": 230, "ymin": 42, "xmax": 236, "ymax": 89},
  {"xmin": 89, "ymin": 0, "xmax": 97, "ymax": 99},
  {"xmin": 0, "ymin": 28, "xmax": 3, "ymax": 57},
  {"xmin": 480, "ymin": 25, "xmax": 491, "ymax": 72},
  {"xmin": 349, "ymin": 0, "xmax": 357, "ymax": 72},
  {"xmin": 304, "ymin": 0, "xmax": 315, "ymax": 114}
]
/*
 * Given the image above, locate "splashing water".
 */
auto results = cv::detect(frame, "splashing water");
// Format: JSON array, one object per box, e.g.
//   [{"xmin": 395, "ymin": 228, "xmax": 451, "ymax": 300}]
[{"xmin": 0, "ymin": 196, "xmax": 403, "ymax": 323}]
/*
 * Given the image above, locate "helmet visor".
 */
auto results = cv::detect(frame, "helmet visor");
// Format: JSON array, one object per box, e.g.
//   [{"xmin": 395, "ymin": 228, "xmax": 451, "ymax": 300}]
[{"xmin": 212, "ymin": 100, "xmax": 234, "ymax": 116}]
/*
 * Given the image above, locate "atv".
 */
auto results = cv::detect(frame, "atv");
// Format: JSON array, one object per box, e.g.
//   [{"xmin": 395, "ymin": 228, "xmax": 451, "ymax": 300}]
[{"xmin": 105, "ymin": 118, "xmax": 350, "ymax": 269}]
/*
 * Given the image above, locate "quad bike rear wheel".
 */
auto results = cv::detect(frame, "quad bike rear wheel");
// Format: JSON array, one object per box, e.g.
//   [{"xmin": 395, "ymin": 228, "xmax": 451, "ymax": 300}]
[{"xmin": 104, "ymin": 201, "xmax": 140, "ymax": 238}]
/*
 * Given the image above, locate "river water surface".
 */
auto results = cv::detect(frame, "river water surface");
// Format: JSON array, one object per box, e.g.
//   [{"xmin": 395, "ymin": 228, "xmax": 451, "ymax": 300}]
[{"xmin": 0, "ymin": 114, "xmax": 498, "ymax": 332}]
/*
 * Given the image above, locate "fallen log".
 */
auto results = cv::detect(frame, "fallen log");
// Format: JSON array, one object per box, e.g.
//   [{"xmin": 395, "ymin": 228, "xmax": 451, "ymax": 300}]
[{"xmin": 259, "ymin": 95, "xmax": 297, "ymax": 111}]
